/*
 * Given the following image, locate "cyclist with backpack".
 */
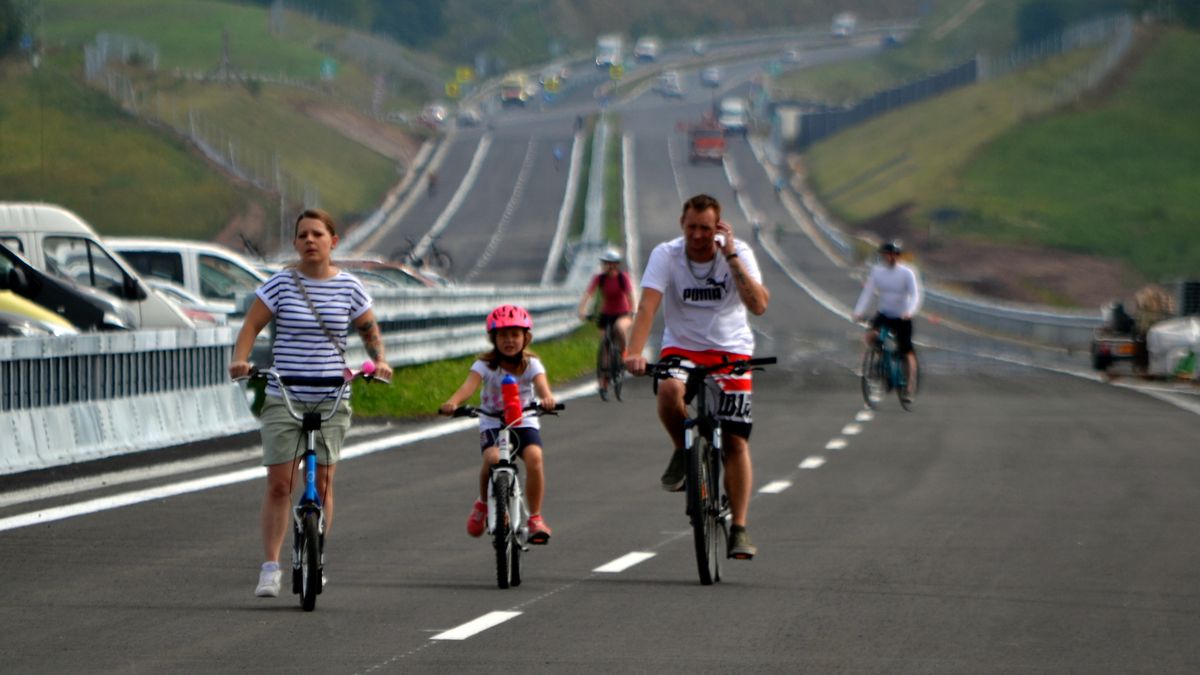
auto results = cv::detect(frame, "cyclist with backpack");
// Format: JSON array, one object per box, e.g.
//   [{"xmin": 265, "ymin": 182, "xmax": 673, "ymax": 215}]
[
  {"xmin": 577, "ymin": 248, "xmax": 636, "ymax": 400},
  {"xmin": 439, "ymin": 305, "xmax": 557, "ymax": 544}
]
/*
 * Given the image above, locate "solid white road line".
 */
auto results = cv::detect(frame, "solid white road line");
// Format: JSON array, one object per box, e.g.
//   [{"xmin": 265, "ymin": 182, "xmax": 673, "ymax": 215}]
[
  {"xmin": 825, "ymin": 438, "xmax": 847, "ymax": 451},
  {"xmin": 593, "ymin": 551, "xmax": 656, "ymax": 573},
  {"xmin": 431, "ymin": 611, "xmax": 523, "ymax": 640},
  {"xmin": 0, "ymin": 382, "xmax": 599, "ymax": 532},
  {"xmin": 800, "ymin": 457, "xmax": 826, "ymax": 469},
  {"xmin": 758, "ymin": 480, "xmax": 792, "ymax": 494}
]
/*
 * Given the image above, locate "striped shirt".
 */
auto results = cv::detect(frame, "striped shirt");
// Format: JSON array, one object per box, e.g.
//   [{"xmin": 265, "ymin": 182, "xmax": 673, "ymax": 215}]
[{"xmin": 256, "ymin": 269, "xmax": 372, "ymax": 402}]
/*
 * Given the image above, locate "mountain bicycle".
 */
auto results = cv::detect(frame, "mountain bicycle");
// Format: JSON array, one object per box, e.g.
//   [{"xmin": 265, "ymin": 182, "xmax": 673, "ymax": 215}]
[
  {"xmin": 596, "ymin": 320, "xmax": 625, "ymax": 401},
  {"xmin": 451, "ymin": 401, "xmax": 564, "ymax": 589},
  {"xmin": 241, "ymin": 361, "xmax": 389, "ymax": 611},
  {"xmin": 646, "ymin": 355, "xmax": 776, "ymax": 585},
  {"xmin": 860, "ymin": 323, "xmax": 917, "ymax": 411}
]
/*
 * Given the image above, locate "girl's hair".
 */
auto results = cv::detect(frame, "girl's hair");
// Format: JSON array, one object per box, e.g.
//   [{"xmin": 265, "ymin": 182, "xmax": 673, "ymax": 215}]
[
  {"xmin": 295, "ymin": 208, "xmax": 338, "ymax": 237},
  {"xmin": 476, "ymin": 330, "xmax": 538, "ymax": 370}
]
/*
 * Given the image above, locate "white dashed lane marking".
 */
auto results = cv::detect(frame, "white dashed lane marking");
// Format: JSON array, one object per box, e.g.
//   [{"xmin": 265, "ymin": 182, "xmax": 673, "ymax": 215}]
[
  {"xmin": 799, "ymin": 457, "xmax": 826, "ymax": 469},
  {"xmin": 856, "ymin": 410, "xmax": 874, "ymax": 422},
  {"xmin": 841, "ymin": 423, "xmax": 862, "ymax": 435},
  {"xmin": 593, "ymin": 552, "xmax": 656, "ymax": 573},
  {"xmin": 431, "ymin": 611, "xmax": 522, "ymax": 640},
  {"xmin": 758, "ymin": 480, "xmax": 792, "ymax": 494},
  {"xmin": 825, "ymin": 438, "xmax": 847, "ymax": 451}
]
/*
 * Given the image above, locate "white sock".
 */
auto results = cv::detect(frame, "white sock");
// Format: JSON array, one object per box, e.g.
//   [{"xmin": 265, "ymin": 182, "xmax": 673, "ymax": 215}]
[{"xmin": 261, "ymin": 561, "xmax": 279, "ymax": 572}]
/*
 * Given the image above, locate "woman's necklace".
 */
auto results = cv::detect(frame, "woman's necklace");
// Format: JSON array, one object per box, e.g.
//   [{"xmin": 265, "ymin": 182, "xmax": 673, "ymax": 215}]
[{"xmin": 686, "ymin": 252, "xmax": 718, "ymax": 281}]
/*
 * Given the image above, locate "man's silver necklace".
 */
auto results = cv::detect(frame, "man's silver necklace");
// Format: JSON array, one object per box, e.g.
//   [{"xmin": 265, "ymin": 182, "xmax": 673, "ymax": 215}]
[{"xmin": 686, "ymin": 253, "xmax": 718, "ymax": 281}]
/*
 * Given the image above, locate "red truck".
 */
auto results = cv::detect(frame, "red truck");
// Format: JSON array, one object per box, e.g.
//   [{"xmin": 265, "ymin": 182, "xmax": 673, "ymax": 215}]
[{"xmin": 684, "ymin": 114, "xmax": 725, "ymax": 165}]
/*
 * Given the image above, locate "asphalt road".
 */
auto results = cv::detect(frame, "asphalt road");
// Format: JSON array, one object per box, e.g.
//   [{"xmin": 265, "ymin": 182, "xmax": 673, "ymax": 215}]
[{"xmin": 3, "ymin": 38, "xmax": 1200, "ymax": 674}]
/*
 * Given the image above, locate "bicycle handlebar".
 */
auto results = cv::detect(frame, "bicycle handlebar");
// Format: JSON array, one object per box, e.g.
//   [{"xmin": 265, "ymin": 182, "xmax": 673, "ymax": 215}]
[
  {"xmin": 236, "ymin": 364, "xmax": 389, "ymax": 423},
  {"xmin": 450, "ymin": 402, "xmax": 566, "ymax": 420},
  {"xmin": 644, "ymin": 355, "xmax": 776, "ymax": 379}
]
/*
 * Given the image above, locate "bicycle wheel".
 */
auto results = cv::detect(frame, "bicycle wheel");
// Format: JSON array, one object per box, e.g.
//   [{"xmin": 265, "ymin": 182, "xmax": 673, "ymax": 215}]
[
  {"xmin": 492, "ymin": 473, "xmax": 514, "ymax": 589},
  {"xmin": 609, "ymin": 338, "xmax": 624, "ymax": 401},
  {"xmin": 686, "ymin": 436, "xmax": 719, "ymax": 585},
  {"xmin": 509, "ymin": 491, "xmax": 522, "ymax": 588},
  {"xmin": 595, "ymin": 339, "xmax": 607, "ymax": 396},
  {"xmin": 299, "ymin": 511, "xmax": 320, "ymax": 611},
  {"xmin": 429, "ymin": 249, "xmax": 453, "ymax": 275},
  {"xmin": 860, "ymin": 349, "xmax": 884, "ymax": 409}
]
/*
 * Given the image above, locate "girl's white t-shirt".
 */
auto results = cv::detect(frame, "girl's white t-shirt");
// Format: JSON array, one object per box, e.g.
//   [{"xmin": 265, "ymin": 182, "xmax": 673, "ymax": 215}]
[
  {"xmin": 470, "ymin": 357, "xmax": 547, "ymax": 430},
  {"xmin": 640, "ymin": 237, "xmax": 761, "ymax": 355}
]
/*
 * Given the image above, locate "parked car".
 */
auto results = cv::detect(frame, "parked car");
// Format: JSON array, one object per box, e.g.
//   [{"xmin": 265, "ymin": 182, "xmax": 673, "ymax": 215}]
[
  {"xmin": 0, "ymin": 237, "xmax": 136, "ymax": 331},
  {"xmin": 144, "ymin": 278, "xmax": 228, "ymax": 326},
  {"xmin": 456, "ymin": 104, "xmax": 483, "ymax": 127},
  {"xmin": 700, "ymin": 66, "xmax": 721, "ymax": 88},
  {"xmin": 107, "ymin": 237, "xmax": 267, "ymax": 317},
  {"xmin": 334, "ymin": 258, "xmax": 439, "ymax": 289},
  {"xmin": 0, "ymin": 292, "xmax": 79, "ymax": 336},
  {"xmin": 0, "ymin": 203, "xmax": 193, "ymax": 329},
  {"xmin": 634, "ymin": 36, "xmax": 661, "ymax": 62}
]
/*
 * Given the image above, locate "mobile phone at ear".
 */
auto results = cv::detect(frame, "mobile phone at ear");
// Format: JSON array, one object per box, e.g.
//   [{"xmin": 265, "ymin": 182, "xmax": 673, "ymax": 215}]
[{"xmin": 715, "ymin": 234, "xmax": 726, "ymax": 248}]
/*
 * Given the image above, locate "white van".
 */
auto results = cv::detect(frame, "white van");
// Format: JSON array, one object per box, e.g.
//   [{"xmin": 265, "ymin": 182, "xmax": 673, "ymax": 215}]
[
  {"xmin": 718, "ymin": 97, "xmax": 749, "ymax": 136},
  {"xmin": 0, "ymin": 203, "xmax": 194, "ymax": 329},
  {"xmin": 107, "ymin": 237, "xmax": 267, "ymax": 317}
]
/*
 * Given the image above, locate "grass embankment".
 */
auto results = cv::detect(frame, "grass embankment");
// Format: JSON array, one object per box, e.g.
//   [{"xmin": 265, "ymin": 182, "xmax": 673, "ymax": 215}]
[
  {"xmin": 775, "ymin": 0, "xmax": 1022, "ymax": 104},
  {"xmin": 0, "ymin": 55, "xmax": 258, "ymax": 239},
  {"xmin": 807, "ymin": 26, "xmax": 1200, "ymax": 283},
  {"xmin": 1, "ymin": 0, "xmax": 435, "ymax": 241},
  {"xmin": 350, "ymin": 326, "xmax": 598, "ymax": 418}
]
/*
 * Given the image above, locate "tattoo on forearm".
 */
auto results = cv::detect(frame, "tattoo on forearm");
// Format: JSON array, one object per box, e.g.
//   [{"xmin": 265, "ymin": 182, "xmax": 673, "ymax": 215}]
[{"xmin": 357, "ymin": 321, "xmax": 384, "ymax": 361}]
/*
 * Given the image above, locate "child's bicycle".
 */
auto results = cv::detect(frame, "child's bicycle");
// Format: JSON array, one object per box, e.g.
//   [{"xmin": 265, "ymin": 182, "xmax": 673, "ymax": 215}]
[
  {"xmin": 241, "ymin": 361, "xmax": 388, "ymax": 611},
  {"xmin": 451, "ymin": 401, "xmax": 564, "ymax": 589},
  {"xmin": 860, "ymin": 323, "xmax": 918, "ymax": 411},
  {"xmin": 645, "ymin": 355, "xmax": 776, "ymax": 585}
]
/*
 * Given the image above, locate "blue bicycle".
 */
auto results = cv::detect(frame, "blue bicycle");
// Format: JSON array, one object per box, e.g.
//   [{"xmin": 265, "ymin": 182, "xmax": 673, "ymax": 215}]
[
  {"xmin": 244, "ymin": 362, "xmax": 387, "ymax": 611},
  {"xmin": 860, "ymin": 324, "xmax": 917, "ymax": 411}
]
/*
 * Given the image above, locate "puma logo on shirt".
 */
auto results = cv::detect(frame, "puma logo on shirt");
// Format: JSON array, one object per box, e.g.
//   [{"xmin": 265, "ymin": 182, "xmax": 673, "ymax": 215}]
[{"xmin": 682, "ymin": 274, "xmax": 728, "ymax": 302}]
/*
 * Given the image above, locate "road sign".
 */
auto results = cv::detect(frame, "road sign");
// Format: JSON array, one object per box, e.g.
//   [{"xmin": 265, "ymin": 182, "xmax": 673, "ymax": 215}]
[
  {"xmin": 544, "ymin": 76, "xmax": 560, "ymax": 93},
  {"xmin": 456, "ymin": 66, "xmax": 475, "ymax": 84},
  {"xmin": 445, "ymin": 81, "xmax": 461, "ymax": 98},
  {"xmin": 609, "ymin": 64, "xmax": 624, "ymax": 81}
]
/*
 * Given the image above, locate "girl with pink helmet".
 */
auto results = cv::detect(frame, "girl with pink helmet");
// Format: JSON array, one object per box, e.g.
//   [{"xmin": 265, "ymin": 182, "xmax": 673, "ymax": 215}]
[{"xmin": 439, "ymin": 304, "xmax": 557, "ymax": 543}]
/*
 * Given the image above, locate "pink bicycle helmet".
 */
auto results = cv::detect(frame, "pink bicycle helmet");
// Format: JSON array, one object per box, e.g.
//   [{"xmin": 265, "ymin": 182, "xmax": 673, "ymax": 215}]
[{"xmin": 486, "ymin": 304, "xmax": 533, "ymax": 332}]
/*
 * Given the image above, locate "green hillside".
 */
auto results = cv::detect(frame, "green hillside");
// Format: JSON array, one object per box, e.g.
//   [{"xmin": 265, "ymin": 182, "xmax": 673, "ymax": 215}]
[
  {"xmin": 805, "ymin": 24, "xmax": 1200, "ymax": 287},
  {"xmin": 0, "ymin": 55, "xmax": 258, "ymax": 240}
]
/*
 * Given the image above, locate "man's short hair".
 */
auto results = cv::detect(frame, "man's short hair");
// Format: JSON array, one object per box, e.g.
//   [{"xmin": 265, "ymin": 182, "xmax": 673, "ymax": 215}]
[{"xmin": 681, "ymin": 194, "xmax": 721, "ymax": 222}]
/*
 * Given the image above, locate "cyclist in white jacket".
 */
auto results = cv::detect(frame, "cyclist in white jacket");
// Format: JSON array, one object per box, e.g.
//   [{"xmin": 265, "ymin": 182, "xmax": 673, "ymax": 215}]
[{"xmin": 852, "ymin": 241, "xmax": 922, "ymax": 401}]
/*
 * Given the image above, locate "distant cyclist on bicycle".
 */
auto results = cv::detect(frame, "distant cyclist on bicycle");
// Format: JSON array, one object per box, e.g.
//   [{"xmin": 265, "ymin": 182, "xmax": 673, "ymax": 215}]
[
  {"xmin": 852, "ymin": 240, "xmax": 922, "ymax": 403},
  {"xmin": 439, "ymin": 305, "xmax": 557, "ymax": 544},
  {"xmin": 229, "ymin": 208, "xmax": 393, "ymax": 598},
  {"xmin": 577, "ymin": 247, "xmax": 636, "ymax": 400},
  {"xmin": 623, "ymin": 194, "xmax": 770, "ymax": 559}
]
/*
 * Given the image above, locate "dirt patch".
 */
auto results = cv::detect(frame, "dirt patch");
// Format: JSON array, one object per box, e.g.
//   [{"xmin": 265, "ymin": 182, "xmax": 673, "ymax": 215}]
[
  {"xmin": 298, "ymin": 101, "xmax": 420, "ymax": 163},
  {"xmin": 214, "ymin": 200, "xmax": 271, "ymax": 258}
]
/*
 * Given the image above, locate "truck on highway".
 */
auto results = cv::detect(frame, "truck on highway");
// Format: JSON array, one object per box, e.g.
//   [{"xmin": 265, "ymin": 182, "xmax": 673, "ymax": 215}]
[
  {"xmin": 684, "ymin": 114, "xmax": 726, "ymax": 165},
  {"xmin": 595, "ymin": 34, "xmax": 623, "ymax": 68}
]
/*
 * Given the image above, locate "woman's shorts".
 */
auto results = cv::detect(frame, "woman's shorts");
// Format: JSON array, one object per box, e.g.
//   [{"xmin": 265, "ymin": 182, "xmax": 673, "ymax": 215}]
[
  {"xmin": 259, "ymin": 395, "xmax": 352, "ymax": 466},
  {"xmin": 479, "ymin": 426, "xmax": 543, "ymax": 457}
]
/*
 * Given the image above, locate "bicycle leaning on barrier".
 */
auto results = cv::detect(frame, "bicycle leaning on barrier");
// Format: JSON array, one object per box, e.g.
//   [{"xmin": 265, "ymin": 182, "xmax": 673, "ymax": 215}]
[{"xmin": 644, "ymin": 354, "xmax": 776, "ymax": 585}]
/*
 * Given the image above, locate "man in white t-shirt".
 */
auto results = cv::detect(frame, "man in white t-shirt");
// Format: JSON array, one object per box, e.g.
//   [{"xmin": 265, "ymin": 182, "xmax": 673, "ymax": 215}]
[
  {"xmin": 624, "ymin": 193, "xmax": 770, "ymax": 559},
  {"xmin": 852, "ymin": 240, "xmax": 922, "ymax": 402}
]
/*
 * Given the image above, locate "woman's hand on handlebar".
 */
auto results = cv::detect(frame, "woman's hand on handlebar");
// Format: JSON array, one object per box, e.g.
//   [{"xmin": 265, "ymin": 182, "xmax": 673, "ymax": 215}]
[
  {"xmin": 371, "ymin": 360, "xmax": 394, "ymax": 382},
  {"xmin": 229, "ymin": 360, "xmax": 252, "ymax": 380}
]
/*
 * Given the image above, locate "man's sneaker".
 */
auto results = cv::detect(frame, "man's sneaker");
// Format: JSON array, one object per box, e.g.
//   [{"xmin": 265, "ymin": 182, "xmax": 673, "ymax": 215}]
[
  {"xmin": 527, "ymin": 514, "xmax": 552, "ymax": 544},
  {"xmin": 255, "ymin": 564, "xmax": 282, "ymax": 597},
  {"xmin": 660, "ymin": 448, "xmax": 687, "ymax": 492},
  {"xmin": 466, "ymin": 499, "xmax": 487, "ymax": 537},
  {"xmin": 728, "ymin": 525, "xmax": 757, "ymax": 560}
]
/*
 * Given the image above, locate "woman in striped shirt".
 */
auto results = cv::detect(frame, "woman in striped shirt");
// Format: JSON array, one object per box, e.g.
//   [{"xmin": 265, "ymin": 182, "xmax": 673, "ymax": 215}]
[{"xmin": 229, "ymin": 208, "xmax": 393, "ymax": 598}]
